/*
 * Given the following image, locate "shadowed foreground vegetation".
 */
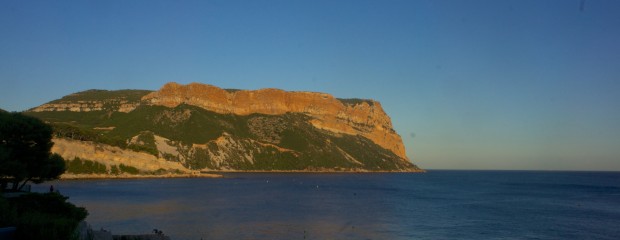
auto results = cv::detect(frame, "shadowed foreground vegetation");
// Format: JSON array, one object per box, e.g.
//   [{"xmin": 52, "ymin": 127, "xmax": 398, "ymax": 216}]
[
  {"xmin": 1, "ymin": 109, "xmax": 88, "ymax": 240},
  {"xmin": 1, "ymin": 193, "xmax": 88, "ymax": 240}
]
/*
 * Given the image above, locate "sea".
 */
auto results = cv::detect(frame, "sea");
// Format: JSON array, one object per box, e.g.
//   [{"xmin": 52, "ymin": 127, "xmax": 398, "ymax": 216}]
[{"xmin": 34, "ymin": 171, "xmax": 620, "ymax": 240}]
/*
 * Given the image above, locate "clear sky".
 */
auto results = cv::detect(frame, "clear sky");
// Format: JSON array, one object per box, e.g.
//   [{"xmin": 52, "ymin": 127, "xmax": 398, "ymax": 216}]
[{"xmin": 1, "ymin": 0, "xmax": 619, "ymax": 171}]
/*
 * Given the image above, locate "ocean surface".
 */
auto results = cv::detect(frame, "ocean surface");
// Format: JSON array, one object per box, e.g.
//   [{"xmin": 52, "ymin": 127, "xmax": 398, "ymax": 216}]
[{"xmin": 34, "ymin": 171, "xmax": 620, "ymax": 240}]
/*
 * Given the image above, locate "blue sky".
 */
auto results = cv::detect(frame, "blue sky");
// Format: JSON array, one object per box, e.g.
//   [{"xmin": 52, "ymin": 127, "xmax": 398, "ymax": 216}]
[{"xmin": 1, "ymin": 0, "xmax": 619, "ymax": 170}]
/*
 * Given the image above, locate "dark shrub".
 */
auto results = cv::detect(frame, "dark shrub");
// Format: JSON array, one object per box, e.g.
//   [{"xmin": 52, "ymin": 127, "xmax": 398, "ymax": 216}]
[{"xmin": 8, "ymin": 192, "xmax": 88, "ymax": 240}]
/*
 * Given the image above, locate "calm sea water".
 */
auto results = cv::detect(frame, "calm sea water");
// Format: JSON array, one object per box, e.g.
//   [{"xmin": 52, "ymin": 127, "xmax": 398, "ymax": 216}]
[{"xmin": 34, "ymin": 171, "xmax": 620, "ymax": 240}]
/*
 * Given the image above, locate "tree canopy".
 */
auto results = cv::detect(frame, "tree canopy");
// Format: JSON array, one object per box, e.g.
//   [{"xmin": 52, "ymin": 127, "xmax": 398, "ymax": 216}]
[{"xmin": 0, "ymin": 110, "xmax": 65, "ymax": 191}]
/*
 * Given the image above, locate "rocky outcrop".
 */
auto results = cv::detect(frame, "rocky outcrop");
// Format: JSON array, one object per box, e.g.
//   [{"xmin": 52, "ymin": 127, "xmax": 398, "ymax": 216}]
[
  {"xmin": 26, "ymin": 83, "xmax": 420, "ymax": 172},
  {"xmin": 30, "ymin": 89, "xmax": 150, "ymax": 113},
  {"xmin": 142, "ymin": 82, "xmax": 408, "ymax": 159},
  {"xmin": 52, "ymin": 138, "xmax": 189, "ymax": 173},
  {"xmin": 31, "ymin": 100, "xmax": 140, "ymax": 113}
]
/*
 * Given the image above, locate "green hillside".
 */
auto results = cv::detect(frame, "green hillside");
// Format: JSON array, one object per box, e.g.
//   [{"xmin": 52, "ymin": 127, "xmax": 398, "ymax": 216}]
[
  {"xmin": 48, "ymin": 89, "xmax": 152, "ymax": 103},
  {"xmin": 25, "ymin": 90, "xmax": 421, "ymax": 172}
]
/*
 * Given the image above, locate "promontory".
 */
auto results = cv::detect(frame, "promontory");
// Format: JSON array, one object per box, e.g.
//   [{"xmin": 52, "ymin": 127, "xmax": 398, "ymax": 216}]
[{"xmin": 26, "ymin": 82, "xmax": 422, "ymax": 176}]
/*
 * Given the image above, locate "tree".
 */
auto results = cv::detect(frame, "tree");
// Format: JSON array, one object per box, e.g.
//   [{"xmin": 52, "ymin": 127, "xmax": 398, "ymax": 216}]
[
  {"xmin": 8, "ymin": 192, "xmax": 88, "ymax": 240},
  {"xmin": 0, "ymin": 110, "xmax": 65, "ymax": 191}
]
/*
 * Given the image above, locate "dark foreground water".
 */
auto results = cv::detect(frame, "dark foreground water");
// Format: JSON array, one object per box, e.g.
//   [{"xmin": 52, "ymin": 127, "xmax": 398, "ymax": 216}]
[{"xmin": 35, "ymin": 171, "xmax": 620, "ymax": 240}]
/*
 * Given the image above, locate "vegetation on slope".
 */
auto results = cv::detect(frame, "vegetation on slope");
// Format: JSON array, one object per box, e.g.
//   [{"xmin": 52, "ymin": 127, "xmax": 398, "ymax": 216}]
[
  {"xmin": 51, "ymin": 122, "xmax": 128, "ymax": 148},
  {"xmin": 336, "ymin": 98, "xmax": 375, "ymax": 106},
  {"xmin": 25, "ymin": 90, "xmax": 421, "ymax": 172},
  {"xmin": 65, "ymin": 157, "xmax": 174, "ymax": 175},
  {"xmin": 66, "ymin": 158, "xmax": 108, "ymax": 174},
  {"xmin": 127, "ymin": 131, "xmax": 159, "ymax": 156},
  {"xmin": 48, "ymin": 89, "xmax": 152, "ymax": 103}
]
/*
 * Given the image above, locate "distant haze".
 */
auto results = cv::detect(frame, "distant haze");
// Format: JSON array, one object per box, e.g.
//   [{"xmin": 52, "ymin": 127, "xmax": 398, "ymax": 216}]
[{"xmin": 1, "ymin": 0, "xmax": 619, "ymax": 171}]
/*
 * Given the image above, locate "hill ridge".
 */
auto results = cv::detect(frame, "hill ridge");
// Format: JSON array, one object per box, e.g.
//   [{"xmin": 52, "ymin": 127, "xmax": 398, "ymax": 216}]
[{"xmin": 26, "ymin": 82, "xmax": 421, "ymax": 173}]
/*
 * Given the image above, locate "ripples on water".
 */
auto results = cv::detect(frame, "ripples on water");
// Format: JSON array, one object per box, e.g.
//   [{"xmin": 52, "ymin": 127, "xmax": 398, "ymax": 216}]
[{"xmin": 35, "ymin": 171, "xmax": 620, "ymax": 240}]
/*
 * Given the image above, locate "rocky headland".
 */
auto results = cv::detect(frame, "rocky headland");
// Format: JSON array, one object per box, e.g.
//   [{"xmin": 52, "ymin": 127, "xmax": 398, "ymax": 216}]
[{"xmin": 27, "ymin": 82, "xmax": 422, "ymax": 176}]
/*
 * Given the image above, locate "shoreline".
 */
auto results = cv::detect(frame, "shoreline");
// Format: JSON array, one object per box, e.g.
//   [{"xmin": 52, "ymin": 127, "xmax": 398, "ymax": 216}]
[
  {"xmin": 59, "ymin": 173, "xmax": 223, "ymax": 180},
  {"xmin": 203, "ymin": 169, "xmax": 426, "ymax": 174},
  {"xmin": 59, "ymin": 169, "xmax": 425, "ymax": 180}
]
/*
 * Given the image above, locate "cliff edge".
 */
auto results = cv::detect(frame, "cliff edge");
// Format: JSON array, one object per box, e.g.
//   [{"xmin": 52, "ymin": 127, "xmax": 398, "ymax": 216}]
[
  {"xmin": 27, "ymin": 82, "xmax": 421, "ymax": 173},
  {"xmin": 142, "ymin": 82, "xmax": 407, "ymax": 159}
]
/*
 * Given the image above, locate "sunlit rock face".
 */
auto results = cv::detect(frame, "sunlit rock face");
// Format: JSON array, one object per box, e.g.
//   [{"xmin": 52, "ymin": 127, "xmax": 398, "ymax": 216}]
[
  {"xmin": 27, "ymin": 82, "xmax": 420, "ymax": 172},
  {"xmin": 142, "ymin": 82, "xmax": 408, "ymax": 160}
]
